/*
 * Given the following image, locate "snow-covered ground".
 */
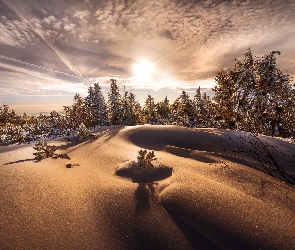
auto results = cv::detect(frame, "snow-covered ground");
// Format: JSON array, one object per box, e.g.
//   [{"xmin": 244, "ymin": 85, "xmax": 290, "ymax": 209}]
[{"xmin": 0, "ymin": 125, "xmax": 294, "ymax": 249}]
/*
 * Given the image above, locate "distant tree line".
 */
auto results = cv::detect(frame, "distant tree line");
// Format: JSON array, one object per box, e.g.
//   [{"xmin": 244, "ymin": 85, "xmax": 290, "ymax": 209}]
[{"xmin": 0, "ymin": 49, "xmax": 294, "ymax": 145}]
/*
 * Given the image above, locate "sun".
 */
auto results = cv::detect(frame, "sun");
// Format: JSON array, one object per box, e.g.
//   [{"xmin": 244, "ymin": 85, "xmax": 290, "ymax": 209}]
[{"xmin": 133, "ymin": 60, "xmax": 154, "ymax": 78}]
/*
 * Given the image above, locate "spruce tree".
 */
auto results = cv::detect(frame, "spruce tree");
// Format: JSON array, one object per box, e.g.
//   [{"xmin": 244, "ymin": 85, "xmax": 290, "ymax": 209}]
[
  {"xmin": 156, "ymin": 96, "xmax": 171, "ymax": 124},
  {"xmin": 107, "ymin": 79, "xmax": 122, "ymax": 125},
  {"xmin": 143, "ymin": 94, "xmax": 158, "ymax": 124},
  {"xmin": 71, "ymin": 93, "xmax": 88, "ymax": 129},
  {"xmin": 122, "ymin": 90, "xmax": 141, "ymax": 125},
  {"xmin": 193, "ymin": 87, "xmax": 202, "ymax": 126},
  {"xmin": 0, "ymin": 103, "xmax": 20, "ymax": 125},
  {"xmin": 85, "ymin": 83, "xmax": 107, "ymax": 127},
  {"xmin": 213, "ymin": 68, "xmax": 238, "ymax": 129},
  {"xmin": 121, "ymin": 87, "xmax": 131, "ymax": 125},
  {"xmin": 171, "ymin": 90, "xmax": 196, "ymax": 127}
]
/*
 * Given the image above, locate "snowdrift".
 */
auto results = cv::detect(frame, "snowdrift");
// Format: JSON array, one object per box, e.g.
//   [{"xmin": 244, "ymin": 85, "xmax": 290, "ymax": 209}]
[{"xmin": 0, "ymin": 125, "xmax": 294, "ymax": 249}]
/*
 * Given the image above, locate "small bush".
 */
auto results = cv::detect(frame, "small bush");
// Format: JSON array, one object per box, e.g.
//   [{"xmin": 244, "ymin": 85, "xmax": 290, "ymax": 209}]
[
  {"xmin": 33, "ymin": 140, "xmax": 57, "ymax": 160},
  {"xmin": 33, "ymin": 140, "xmax": 71, "ymax": 160},
  {"xmin": 137, "ymin": 149, "xmax": 156, "ymax": 168}
]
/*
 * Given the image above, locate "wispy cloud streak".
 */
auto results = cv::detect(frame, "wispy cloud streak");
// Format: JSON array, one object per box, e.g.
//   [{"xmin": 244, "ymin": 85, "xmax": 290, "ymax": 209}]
[
  {"xmin": 153, "ymin": 42, "xmax": 190, "ymax": 65},
  {"xmin": 0, "ymin": 55, "xmax": 81, "ymax": 79},
  {"xmin": 3, "ymin": 0, "xmax": 84, "ymax": 80}
]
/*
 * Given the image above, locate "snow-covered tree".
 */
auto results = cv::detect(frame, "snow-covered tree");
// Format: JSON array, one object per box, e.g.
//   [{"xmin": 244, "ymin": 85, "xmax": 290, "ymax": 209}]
[
  {"xmin": 193, "ymin": 86, "xmax": 212, "ymax": 127},
  {"xmin": 252, "ymin": 51, "xmax": 293, "ymax": 136},
  {"xmin": 33, "ymin": 140, "xmax": 57, "ymax": 160},
  {"xmin": 156, "ymin": 96, "xmax": 171, "ymax": 124},
  {"xmin": 121, "ymin": 87, "xmax": 142, "ymax": 125},
  {"xmin": 171, "ymin": 90, "xmax": 196, "ymax": 126},
  {"xmin": 213, "ymin": 49, "xmax": 295, "ymax": 137},
  {"xmin": 107, "ymin": 79, "xmax": 122, "ymax": 125},
  {"xmin": 143, "ymin": 94, "xmax": 158, "ymax": 124},
  {"xmin": 128, "ymin": 92, "xmax": 142, "ymax": 125},
  {"xmin": 71, "ymin": 93, "xmax": 88, "ymax": 129},
  {"xmin": 85, "ymin": 83, "xmax": 107, "ymax": 127},
  {"xmin": 213, "ymin": 67, "xmax": 238, "ymax": 129},
  {"xmin": 199, "ymin": 92, "xmax": 215, "ymax": 128}
]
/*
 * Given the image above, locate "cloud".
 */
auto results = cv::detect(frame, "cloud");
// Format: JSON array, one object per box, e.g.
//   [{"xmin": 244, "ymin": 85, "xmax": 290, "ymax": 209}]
[
  {"xmin": 0, "ymin": 55, "xmax": 81, "ymax": 79},
  {"xmin": 62, "ymin": 16, "xmax": 77, "ymax": 34},
  {"xmin": 73, "ymin": 10, "xmax": 90, "ymax": 24},
  {"xmin": 43, "ymin": 15, "xmax": 56, "ymax": 25},
  {"xmin": 3, "ymin": 1, "xmax": 84, "ymax": 79},
  {"xmin": 0, "ymin": 61, "xmax": 86, "ymax": 98},
  {"xmin": 53, "ymin": 21, "xmax": 62, "ymax": 29},
  {"xmin": 0, "ymin": 0, "xmax": 295, "ymax": 110},
  {"xmin": 0, "ymin": 16, "xmax": 38, "ymax": 46}
]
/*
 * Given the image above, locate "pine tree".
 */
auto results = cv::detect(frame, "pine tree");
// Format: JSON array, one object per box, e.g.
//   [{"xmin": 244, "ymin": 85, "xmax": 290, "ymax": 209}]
[
  {"xmin": 121, "ymin": 87, "xmax": 131, "ymax": 125},
  {"xmin": 70, "ymin": 93, "xmax": 88, "ymax": 129},
  {"xmin": 107, "ymin": 79, "xmax": 122, "ymax": 125},
  {"xmin": 253, "ymin": 51, "xmax": 293, "ymax": 136},
  {"xmin": 121, "ymin": 88, "xmax": 142, "ymax": 125},
  {"xmin": 49, "ymin": 110, "xmax": 62, "ymax": 136},
  {"xmin": 200, "ymin": 92, "xmax": 215, "ymax": 127},
  {"xmin": 156, "ymin": 96, "xmax": 171, "ymax": 124},
  {"xmin": 213, "ymin": 68, "xmax": 238, "ymax": 129},
  {"xmin": 193, "ymin": 86, "xmax": 203, "ymax": 126},
  {"xmin": 171, "ymin": 90, "xmax": 196, "ymax": 127},
  {"xmin": 85, "ymin": 83, "xmax": 107, "ymax": 127},
  {"xmin": 143, "ymin": 94, "xmax": 158, "ymax": 124},
  {"xmin": 128, "ymin": 92, "xmax": 142, "ymax": 125}
]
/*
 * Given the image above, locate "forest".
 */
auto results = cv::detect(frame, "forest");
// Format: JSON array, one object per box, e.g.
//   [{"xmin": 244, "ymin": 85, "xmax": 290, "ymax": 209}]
[{"xmin": 1, "ymin": 49, "xmax": 294, "ymax": 146}]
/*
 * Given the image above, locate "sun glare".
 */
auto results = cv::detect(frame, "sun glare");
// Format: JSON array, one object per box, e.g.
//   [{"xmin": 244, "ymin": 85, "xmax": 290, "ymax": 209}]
[{"xmin": 133, "ymin": 60, "xmax": 154, "ymax": 78}]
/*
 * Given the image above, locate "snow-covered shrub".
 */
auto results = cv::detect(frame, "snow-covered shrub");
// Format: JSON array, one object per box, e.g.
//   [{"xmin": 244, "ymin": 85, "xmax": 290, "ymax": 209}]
[
  {"xmin": 137, "ymin": 149, "xmax": 156, "ymax": 168},
  {"xmin": 33, "ymin": 140, "xmax": 57, "ymax": 160}
]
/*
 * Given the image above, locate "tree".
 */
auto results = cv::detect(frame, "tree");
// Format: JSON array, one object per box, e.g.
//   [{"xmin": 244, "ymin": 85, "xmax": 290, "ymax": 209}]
[
  {"xmin": 213, "ymin": 67, "xmax": 239, "ymax": 129},
  {"xmin": 253, "ymin": 51, "xmax": 293, "ymax": 136},
  {"xmin": 107, "ymin": 79, "xmax": 122, "ymax": 125},
  {"xmin": 121, "ymin": 87, "xmax": 142, "ymax": 125},
  {"xmin": 171, "ymin": 90, "xmax": 196, "ymax": 126},
  {"xmin": 213, "ymin": 49, "xmax": 295, "ymax": 137},
  {"xmin": 193, "ymin": 86, "xmax": 216, "ymax": 127},
  {"xmin": 199, "ymin": 92, "xmax": 215, "ymax": 128},
  {"xmin": 156, "ymin": 96, "xmax": 171, "ymax": 124},
  {"xmin": 71, "ymin": 93, "xmax": 88, "ymax": 128},
  {"xmin": 61, "ymin": 94, "xmax": 88, "ymax": 130},
  {"xmin": 85, "ymin": 83, "xmax": 107, "ymax": 127},
  {"xmin": 143, "ymin": 94, "xmax": 158, "ymax": 124}
]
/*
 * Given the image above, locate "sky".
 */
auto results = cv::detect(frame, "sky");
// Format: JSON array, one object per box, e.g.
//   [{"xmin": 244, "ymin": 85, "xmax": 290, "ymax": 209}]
[{"xmin": 0, "ymin": 0, "xmax": 295, "ymax": 114}]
